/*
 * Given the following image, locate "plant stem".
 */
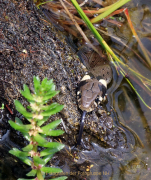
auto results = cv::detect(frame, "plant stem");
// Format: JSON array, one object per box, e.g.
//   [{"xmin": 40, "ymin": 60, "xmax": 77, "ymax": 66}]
[
  {"xmin": 60, "ymin": 0, "xmax": 100, "ymax": 55},
  {"xmin": 124, "ymin": 8, "xmax": 151, "ymax": 68},
  {"xmin": 71, "ymin": 0, "xmax": 151, "ymax": 109},
  {"xmin": 71, "ymin": 0, "xmax": 151, "ymax": 81},
  {"xmin": 90, "ymin": 0, "xmax": 131, "ymax": 23},
  {"xmin": 37, "ymin": 169, "xmax": 44, "ymax": 180},
  {"xmin": 83, "ymin": 3, "xmax": 117, "ymax": 14},
  {"xmin": 37, "ymin": 0, "xmax": 53, "ymax": 8}
]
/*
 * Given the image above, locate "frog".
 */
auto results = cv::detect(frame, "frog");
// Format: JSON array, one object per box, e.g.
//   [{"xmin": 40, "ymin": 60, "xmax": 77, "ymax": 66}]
[
  {"xmin": 76, "ymin": 74, "xmax": 107, "ymax": 145},
  {"xmin": 41, "ymin": 6, "xmax": 139, "ymax": 151}
]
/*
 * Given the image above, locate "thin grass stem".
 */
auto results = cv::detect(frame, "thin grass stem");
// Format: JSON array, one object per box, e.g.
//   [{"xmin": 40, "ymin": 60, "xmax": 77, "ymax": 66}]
[
  {"xmin": 70, "ymin": 0, "xmax": 151, "ymax": 108},
  {"xmin": 90, "ymin": 0, "xmax": 131, "ymax": 23},
  {"xmin": 124, "ymin": 8, "xmax": 151, "ymax": 68}
]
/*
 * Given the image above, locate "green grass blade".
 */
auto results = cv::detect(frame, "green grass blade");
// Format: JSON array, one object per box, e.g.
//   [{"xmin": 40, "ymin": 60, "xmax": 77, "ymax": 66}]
[{"xmin": 90, "ymin": 0, "xmax": 131, "ymax": 23}]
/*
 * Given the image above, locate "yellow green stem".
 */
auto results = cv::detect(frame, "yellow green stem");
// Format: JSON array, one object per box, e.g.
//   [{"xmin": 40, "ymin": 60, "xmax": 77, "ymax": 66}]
[
  {"xmin": 120, "ymin": 70, "xmax": 151, "ymax": 109},
  {"xmin": 36, "ymin": 0, "xmax": 53, "ymax": 9},
  {"xmin": 90, "ymin": 0, "xmax": 131, "ymax": 23},
  {"xmin": 37, "ymin": 170, "xmax": 44, "ymax": 180},
  {"xmin": 84, "ymin": 3, "xmax": 117, "ymax": 14}
]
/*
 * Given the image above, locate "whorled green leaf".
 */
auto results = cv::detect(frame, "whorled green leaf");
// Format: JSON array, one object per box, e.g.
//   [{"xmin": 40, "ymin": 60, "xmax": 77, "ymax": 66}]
[
  {"xmin": 14, "ymin": 100, "xmax": 26, "ymax": 112},
  {"xmin": 33, "ymin": 76, "xmax": 56, "ymax": 97},
  {"xmin": 41, "ymin": 103, "xmax": 62, "ymax": 111},
  {"xmin": 33, "ymin": 134, "xmax": 65, "ymax": 150},
  {"xmin": 41, "ymin": 77, "xmax": 54, "ymax": 91},
  {"xmin": 41, "ymin": 167, "xmax": 62, "ymax": 174},
  {"xmin": 41, "ymin": 77, "xmax": 48, "ymax": 87},
  {"xmin": 50, "ymin": 176, "xmax": 68, "ymax": 180},
  {"xmin": 40, "ymin": 148, "xmax": 59, "ymax": 157},
  {"xmin": 45, "ymin": 84, "xmax": 56, "ymax": 95},
  {"xmin": 9, "ymin": 148, "xmax": 29, "ymax": 157},
  {"xmin": 15, "ymin": 122, "xmax": 31, "ymax": 140},
  {"xmin": 33, "ymin": 133, "xmax": 48, "ymax": 145},
  {"xmin": 42, "ymin": 91, "xmax": 60, "ymax": 101},
  {"xmin": 43, "ymin": 142, "xmax": 65, "ymax": 150},
  {"xmin": 22, "ymin": 132, "xmax": 31, "ymax": 141},
  {"xmin": 45, "ymin": 88, "xmax": 56, "ymax": 96},
  {"xmin": 14, "ymin": 120, "xmax": 31, "ymax": 140},
  {"xmin": 14, "ymin": 100, "xmax": 33, "ymax": 119},
  {"xmin": 9, "ymin": 120, "xmax": 32, "ymax": 133},
  {"xmin": 43, "ymin": 154, "xmax": 54, "ymax": 165},
  {"xmin": 37, "ymin": 169, "xmax": 45, "ymax": 180},
  {"xmin": 33, "ymin": 156, "xmax": 45, "ymax": 166},
  {"xmin": 20, "ymin": 84, "xmax": 34, "ymax": 101},
  {"xmin": 15, "ymin": 117, "xmax": 23, "ymax": 125},
  {"xmin": 41, "ymin": 119, "xmax": 61, "ymax": 131},
  {"xmin": 26, "ymin": 169, "xmax": 37, "ymax": 177},
  {"xmin": 41, "ymin": 105, "xmax": 63, "ymax": 116},
  {"xmin": 9, "ymin": 148, "xmax": 31, "ymax": 166},
  {"xmin": 27, "ymin": 105, "xmax": 32, "ymax": 110},
  {"xmin": 41, "ymin": 130, "xmax": 64, "ymax": 136},
  {"xmin": 41, "ymin": 78, "xmax": 55, "ymax": 92},
  {"xmin": 48, "ymin": 82, "xmax": 55, "ymax": 91},
  {"xmin": 22, "ymin": 144, "xmax": 33, "ymax": 152},
  {"xmin": 9, "ymin": 76, "xmax": 66, "ymax": 179},
  {"xmin": 37, "ymin": 116, "xmax": 49, "ymax": 126},
  {"xmin": 33, "ymin": 76, "xmax": 41, "ymax": 95},
  {"xmin": 39, "ymin": 133, "xmax": 47, "ymax": 138}
]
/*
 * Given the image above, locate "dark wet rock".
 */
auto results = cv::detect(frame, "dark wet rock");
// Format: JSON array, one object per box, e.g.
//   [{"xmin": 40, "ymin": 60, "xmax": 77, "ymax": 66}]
[
  {"xmin": 0, "ymin": 2, "xmax": 139, "ymax": 164},
  {"xmin": 0, "ymin": 0, "xmax": 117, "ymax": 148},
  {"xmin": 0, "ymin": 0, "xmax": 83, "ymax": 131},
  {"xmin": 0, "ymin": 0, "xmax": 140, "ymax": 173}
]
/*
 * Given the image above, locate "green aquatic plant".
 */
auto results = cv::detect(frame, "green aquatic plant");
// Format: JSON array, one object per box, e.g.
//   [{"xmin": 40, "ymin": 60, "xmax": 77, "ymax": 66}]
[
  {"xmin": 89, "ymin": 0, "xmax": 131, "ymax": 23},
  {"xmin": 34, "ymin": 0, "xmax": 53, "ymax": 9},
  {"xmin": 70, "ymin": 0, "xmax": 151, "ymax": 109},
  {"xmin": 9, "ymin": 76, "xmax": 67, "ymax": 180}
]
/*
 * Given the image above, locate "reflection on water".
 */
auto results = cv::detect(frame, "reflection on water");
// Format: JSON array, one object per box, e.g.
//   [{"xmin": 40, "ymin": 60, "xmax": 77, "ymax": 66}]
[
  {"xmin": 70, "ymin": 1, "xmax": 151, "ymax": 179},
  {"xmin": 108, "ymin": 1, "xmax": 151, "ymax": 179},
  {"xmin": 77, "ymin": 143, "xmax": 146, "ymax": 180}
]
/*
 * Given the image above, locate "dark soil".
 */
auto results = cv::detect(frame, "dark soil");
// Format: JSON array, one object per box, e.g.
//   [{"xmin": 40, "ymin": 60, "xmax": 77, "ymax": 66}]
[
  {"xmin": 0, "ymin": 0, "xmax": 86, "ymax": 138},
  {"xmin": 0, "ymin": 0, "xmax": 86, "ymax": 179}
]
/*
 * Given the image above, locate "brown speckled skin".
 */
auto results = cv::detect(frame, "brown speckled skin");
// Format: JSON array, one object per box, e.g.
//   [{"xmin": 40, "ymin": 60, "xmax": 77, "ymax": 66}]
[{"xmin": 78, "ymin": 78, "xmax": 106, "ymax": 112}]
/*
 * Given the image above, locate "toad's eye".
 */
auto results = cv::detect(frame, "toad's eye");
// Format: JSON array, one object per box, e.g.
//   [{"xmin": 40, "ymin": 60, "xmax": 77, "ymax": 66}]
[
  {"xmin": 77, "ymin": 91, "xmax": 81, "ymax": 101},
  {"xmin": 81, "ymin": 74, "xmax": 91, "ymax": 81},
  {"xmin": 99, "ymin": 79, "xmax": 107, "ymax": 88}
]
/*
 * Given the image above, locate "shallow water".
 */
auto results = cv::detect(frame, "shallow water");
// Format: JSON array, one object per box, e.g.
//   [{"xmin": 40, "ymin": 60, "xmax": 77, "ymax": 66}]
[
  {"xmin": 62, "ymin": 0, "xmax": 151, "ymax": 179},
  {"xmin": 99, "ymin": 1, "xmax": 151, "ymax": 179}
]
